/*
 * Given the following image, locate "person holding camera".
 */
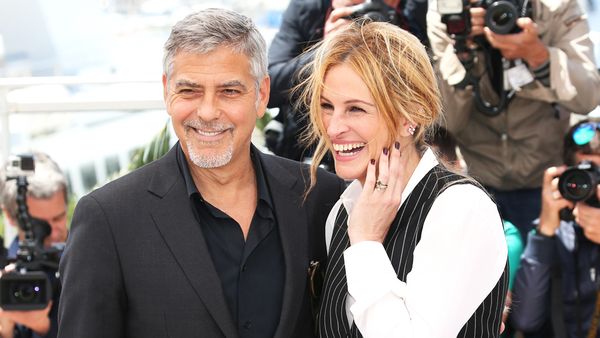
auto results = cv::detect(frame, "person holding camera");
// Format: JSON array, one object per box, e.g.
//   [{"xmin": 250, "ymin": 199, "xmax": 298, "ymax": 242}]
[
  {"xmin": 510, "ymin": 120, "xmax": 600, "ymax": 337},
  {"xmin": 427, "ymin": 0, "xmax": 600, "ymax": 241},
  {"xmin": 57, "ymin": 8, "xmax": 344, "ymax": 338},
  {"xmin": 265, "ymin": 0, "xmax": 429, "ymax": 166},
  {"xmin": 0, "ymin": 152, "xmax": 68, "ymax": 338}
]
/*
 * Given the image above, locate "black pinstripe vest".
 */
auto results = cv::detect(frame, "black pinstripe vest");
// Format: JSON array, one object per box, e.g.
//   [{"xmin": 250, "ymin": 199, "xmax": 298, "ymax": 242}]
[{"xmin": 318, "ymin": 165, "xmax": 509, "ymax": 337}]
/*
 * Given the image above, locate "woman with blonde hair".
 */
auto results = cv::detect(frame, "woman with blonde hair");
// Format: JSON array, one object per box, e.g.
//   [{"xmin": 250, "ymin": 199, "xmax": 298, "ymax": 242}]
[{"xmin": 299, "ymin": 21, "xmax": 509, "ymax": 337}]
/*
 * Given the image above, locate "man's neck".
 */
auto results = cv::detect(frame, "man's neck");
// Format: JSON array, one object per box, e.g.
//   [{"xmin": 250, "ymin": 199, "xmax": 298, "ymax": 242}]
[{"xmin": 188, "ymin": 149, "xmax": 259, "ymax": 239}]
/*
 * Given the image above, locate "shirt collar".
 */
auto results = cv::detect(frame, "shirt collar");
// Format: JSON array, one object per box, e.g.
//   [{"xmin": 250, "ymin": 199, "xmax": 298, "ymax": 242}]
[
  {"xmin": 176, "ymin": 143, "xmax": 273, "ymax": 208},
  {"xmin": 341, "ymin": 148, "xmax": 438, "ymax": 215}
]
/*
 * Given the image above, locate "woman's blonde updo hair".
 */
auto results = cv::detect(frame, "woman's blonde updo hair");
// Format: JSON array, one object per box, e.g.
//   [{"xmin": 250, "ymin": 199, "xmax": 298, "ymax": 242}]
[{"xmin": 297, "ymin": 20, "xmax": 442, "ymax": 192}]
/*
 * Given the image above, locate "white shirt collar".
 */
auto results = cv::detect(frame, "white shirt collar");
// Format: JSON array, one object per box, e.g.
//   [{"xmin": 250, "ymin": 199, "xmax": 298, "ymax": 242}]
[{"xmin": 340, "ymin": 148, "xmax": 439, "ymax": 215}]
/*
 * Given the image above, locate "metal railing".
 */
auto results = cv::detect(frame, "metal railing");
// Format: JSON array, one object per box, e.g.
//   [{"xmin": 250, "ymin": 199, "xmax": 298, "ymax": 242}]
[{"xmin": 0, "ymin": 75, "xmax": 165, "ymax": 165}]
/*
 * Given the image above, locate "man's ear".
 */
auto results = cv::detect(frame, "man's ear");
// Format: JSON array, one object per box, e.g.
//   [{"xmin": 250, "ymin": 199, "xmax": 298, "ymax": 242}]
[
  {"xmin": 162, "ymin": 73, "xmax": 169, "ymax": 102},
  {"xmin": 256, "ymin": 76, "xmax": 271, "ymax": 119}
]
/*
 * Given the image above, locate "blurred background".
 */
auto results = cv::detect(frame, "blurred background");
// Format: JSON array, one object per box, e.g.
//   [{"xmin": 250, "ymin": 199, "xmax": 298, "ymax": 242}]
[{"xmin": 0, "ymin": 0, "xmax": 598, "ymax": 205}]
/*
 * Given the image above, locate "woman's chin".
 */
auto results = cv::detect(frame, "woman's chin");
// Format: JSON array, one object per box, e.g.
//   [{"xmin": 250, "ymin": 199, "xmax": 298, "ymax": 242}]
[{"xmin": 334, "ymin": 162, "xmax": 367, "ymax": 181}]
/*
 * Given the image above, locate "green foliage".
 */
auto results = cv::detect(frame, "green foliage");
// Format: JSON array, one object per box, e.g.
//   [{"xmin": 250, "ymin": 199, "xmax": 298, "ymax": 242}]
[
  {"xmin": 256, "ymin": 109, "xmax": 272, "ymax": 131},
  {"xmin": 129, "ymin": 120, "xmax": 172, "ymax": 171},
  {"xmin": 66, "ymin": 194, "xmax": 77, "ymax": 230}
]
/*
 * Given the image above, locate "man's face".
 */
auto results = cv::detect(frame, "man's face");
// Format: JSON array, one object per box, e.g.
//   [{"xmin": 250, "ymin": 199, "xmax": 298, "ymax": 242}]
[
  {"xmin": 26, "ymin": 189, "xmax": 68, "ymax": 247},
  {"xmin": 163, "ymin": 47, "xmax": 269, "ymax": 170}
]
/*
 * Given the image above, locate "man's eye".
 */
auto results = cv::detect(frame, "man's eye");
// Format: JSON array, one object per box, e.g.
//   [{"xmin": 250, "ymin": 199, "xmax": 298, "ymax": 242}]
[
  {"xmin": 223, "ymin": 89, "xmax": 241, "ymax": 96},
  {"xmin": 177, "ymin": 89, "xmax": 194, "ymax": 94}
]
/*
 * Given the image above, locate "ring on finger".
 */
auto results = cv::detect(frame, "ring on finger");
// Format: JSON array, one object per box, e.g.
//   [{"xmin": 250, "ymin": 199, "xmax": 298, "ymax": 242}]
[{"xmin": 375, "ymin": 180, "xmax": 388, "ymax": 191}]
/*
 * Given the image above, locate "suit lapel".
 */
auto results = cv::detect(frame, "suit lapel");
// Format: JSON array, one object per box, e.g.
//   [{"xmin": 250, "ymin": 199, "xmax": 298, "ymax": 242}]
[
  {"xmin": 258, "ymin": 151, "xmax": 309, "ymax": 338},
  {"xmin": 147, "ymin": 146, "xmax": 238, "ymax": 338}
]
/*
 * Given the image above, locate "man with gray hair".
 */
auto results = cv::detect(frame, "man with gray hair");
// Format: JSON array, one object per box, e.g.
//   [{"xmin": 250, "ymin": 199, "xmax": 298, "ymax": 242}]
[
  {"xmin": 58, "ymin": 8, "xmax": 344, "ymax": 338},
  {"xmin": 0, "ymin": 152, "xmax": 68, "ymax": 338}
]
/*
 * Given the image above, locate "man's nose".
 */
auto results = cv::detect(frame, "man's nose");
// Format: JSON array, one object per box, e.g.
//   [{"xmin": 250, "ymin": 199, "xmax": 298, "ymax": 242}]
[{"xmin": 196, "ymin": 93, "xmax": 221, "ymax": 120}]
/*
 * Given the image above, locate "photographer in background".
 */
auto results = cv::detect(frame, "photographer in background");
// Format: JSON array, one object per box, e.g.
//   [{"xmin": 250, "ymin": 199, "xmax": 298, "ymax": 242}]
[
  {"xmin": 511, "ymin": 120, "xmax": 600, "ymax": 337},
  {"xmin": 266, "ymin": 0, "xmax": 429, "ymax": 165},
  {"xmin": 0, "ymin": 152, "xmax": 68, "ymax": 338},
  {"xmin": 427, "ymin": 0, "xmax": 600, "ymax": 242}
]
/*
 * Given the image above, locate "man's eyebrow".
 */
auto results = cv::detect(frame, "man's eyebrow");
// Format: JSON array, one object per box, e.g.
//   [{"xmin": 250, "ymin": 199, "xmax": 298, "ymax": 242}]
[
  {"xmin": 219, "ymin": 80, "xmax": 248, "ymax": 91},
  {"xmin": 174, "ymin": 80, "xmax": 201, "ymax": 88}
]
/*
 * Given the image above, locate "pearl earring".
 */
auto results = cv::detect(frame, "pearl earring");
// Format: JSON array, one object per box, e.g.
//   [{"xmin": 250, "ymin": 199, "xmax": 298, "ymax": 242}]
[{"xmin": 407, "ymin": 124, "xmax": 416, "ymax": 136}]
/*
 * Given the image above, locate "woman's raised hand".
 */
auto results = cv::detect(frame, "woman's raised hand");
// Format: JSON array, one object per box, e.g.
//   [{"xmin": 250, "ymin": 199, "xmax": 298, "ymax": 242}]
[{"xmin": 348, "ymin": 141, "xmax": 404, "ymax": 245}]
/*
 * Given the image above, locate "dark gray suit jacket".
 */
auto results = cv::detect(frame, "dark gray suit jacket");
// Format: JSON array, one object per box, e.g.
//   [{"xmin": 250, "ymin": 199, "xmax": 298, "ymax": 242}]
[{"xmin": 57, "ymin": 144, "xmax": 344, "ymax": 338}]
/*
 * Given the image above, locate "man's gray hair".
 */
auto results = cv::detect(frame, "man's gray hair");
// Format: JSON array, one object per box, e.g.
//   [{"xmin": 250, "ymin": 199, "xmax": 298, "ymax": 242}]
[
  {"xmin": 0, "ymin": 152, "xmax": 68, "ymax": 222},
  {"xmin": 163, "ymin": 8, "xmax": 267, "ymax": 82}
]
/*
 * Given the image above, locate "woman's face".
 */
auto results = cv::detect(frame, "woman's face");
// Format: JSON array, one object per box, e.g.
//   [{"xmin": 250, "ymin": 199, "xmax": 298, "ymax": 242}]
[{"xmin": 320, "ymin": 63, "xmax": 392, "ymax": 182}]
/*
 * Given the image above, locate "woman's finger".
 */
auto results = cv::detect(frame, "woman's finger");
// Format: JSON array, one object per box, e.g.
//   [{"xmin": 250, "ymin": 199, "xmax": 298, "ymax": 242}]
[
  {"xmin": 375, "ymin": 147, "xmax": 390, "ymax": 193},
  {"xmin": 389, "ymin": 140, "xmax": 403, "ymax": 199},
  {"xmin": 363, "ymin": 157, "xmax": 377, "ymax": 195}
]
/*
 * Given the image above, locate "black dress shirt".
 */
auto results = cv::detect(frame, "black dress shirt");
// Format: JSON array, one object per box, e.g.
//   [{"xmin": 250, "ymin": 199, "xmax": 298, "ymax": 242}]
[{"xmin": 176, "ymin": 145, "xmax": 284, "ymax": 338}]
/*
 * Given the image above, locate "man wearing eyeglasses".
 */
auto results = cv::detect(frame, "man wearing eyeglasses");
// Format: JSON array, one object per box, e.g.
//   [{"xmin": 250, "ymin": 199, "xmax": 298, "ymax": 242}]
[{"xmin": 511, "ymin": 120, "xmax": 600, "ymax": 337}]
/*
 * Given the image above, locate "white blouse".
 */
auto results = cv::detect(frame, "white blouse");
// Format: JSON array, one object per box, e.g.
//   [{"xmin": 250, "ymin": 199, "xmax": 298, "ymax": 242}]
[{"xmin": 325, "ymin": 148, "xmax": 508, "ymax": 337}]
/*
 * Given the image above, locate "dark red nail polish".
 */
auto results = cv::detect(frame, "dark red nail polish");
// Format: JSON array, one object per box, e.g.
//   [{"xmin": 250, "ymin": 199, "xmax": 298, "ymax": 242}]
[
  {"xmin": 394, "ymin": 141, "xmax": 400, "ymax": 150},
  {"xmin": 383, "ymin": 148, "xmax": 389, "ymax": 156},
  {"xmin": 370, "ymin": 159, "xmax": 375, "ymax": 165}
]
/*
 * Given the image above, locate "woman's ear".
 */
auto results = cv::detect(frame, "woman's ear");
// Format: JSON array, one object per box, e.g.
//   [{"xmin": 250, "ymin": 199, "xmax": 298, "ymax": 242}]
[{"xmin": 399, "ymin": 118, "xmax": 416, "ymax": 137}]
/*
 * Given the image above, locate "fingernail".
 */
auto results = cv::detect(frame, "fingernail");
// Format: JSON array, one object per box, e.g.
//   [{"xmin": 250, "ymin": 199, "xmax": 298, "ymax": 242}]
[
  {"xmin": 394, "ymin": 141, "xmax": 400, "ymax": 150},
  {"xmin": 383, "ymin": 148, "xmax": 389, "ymax": 156},
  {"xmin": 370, "ymin": 159, "xmax": 375, "ymax": 165}
]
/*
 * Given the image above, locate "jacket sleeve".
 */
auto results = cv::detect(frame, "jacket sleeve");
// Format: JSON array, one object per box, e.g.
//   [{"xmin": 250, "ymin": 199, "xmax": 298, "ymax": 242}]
[
  {"xmin": 58, "ymin": 195, "xmax": 126, "ymax": 338},
  {"xmin": 426, "ymin": 2, "xmax": 479, "ymax": 134},
  {"xmin": 511, "ymin": 230, "xmax": 557, "ymax": 332},
  {"xmin": 516, "ymin": 0, "xmax": 600, "ymax": 114},
  {"xmin": 268, "ymin": 0, "xmax": 323, "ymax": 109}
]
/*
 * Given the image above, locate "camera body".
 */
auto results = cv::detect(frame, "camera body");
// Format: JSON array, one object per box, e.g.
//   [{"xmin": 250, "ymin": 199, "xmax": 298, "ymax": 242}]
[
  {"xmin": 0, "ymin": 154, "xmax": 60, "ymax": 311},
  {"xmin": 439, "ymin": 0, "xmax": 529, "ymax": 36},
  {"xmin": 0, "ymin": 271, "xmax": 51, "ymax": 311},
  {"xmin": 558, "ymin": 160, "xmax": 600, "ymax": 208},
  {"xmin": 346, "ymin": 0, "xmax": 402, "ymax": 25}
]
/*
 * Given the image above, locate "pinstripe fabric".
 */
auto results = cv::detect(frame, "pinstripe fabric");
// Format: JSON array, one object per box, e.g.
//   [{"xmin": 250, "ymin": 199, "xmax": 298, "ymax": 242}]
[
  {"xmin": 318, "ymin": 206, "xmax": 351, "ymax": 337},
  {"xmin": 319, "ymin": 165, "xmax": 508, "ymax": 337}
]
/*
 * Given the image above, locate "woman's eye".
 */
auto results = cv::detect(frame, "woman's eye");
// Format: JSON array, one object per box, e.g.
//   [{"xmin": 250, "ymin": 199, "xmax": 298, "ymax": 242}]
[
  {"xmin": 320, "ymin": 102, "xmax": 334, "ymax": 112},
  {"xmin": 348, "ymin": 106, "xmax": 366, "ymax": 114}
]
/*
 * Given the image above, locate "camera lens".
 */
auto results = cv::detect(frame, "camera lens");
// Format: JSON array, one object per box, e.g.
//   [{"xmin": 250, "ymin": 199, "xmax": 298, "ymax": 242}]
[
  {"xmin": 558, "ymin": 168, "xmax": 596, "ymax": 202},
  {"xmin": 10, "ymin": 283, "xmax": 41, "ymax": 303},
  {"xmin": 485, "ymin": 1, "xmax": 519, "ymax": 34}
]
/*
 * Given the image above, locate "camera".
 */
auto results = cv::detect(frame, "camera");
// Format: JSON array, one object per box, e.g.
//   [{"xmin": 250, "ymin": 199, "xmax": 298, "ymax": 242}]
[
  {"xmin": 0, "ymin": 154, "xmax": 61, "ymax": 310},
  {"xmin": 438, "ymin": 0, "xmax": 531, "ymax": 116},
  {"xmin": 439, "ymin": 0, "xmax": 530, "ymax": 36},
  {"xmin": 346, "ymin": 0, "xmax": 402, "ymax": 26},
  {"xmin": 483, "ymin": 0, "xmax": 525, "ymax": 34},
  {"xmin": 558, "ymin": 160, "xmax": 600, "ymax": 208}
]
